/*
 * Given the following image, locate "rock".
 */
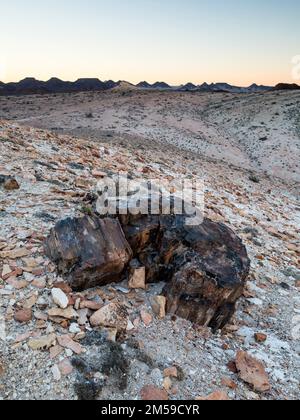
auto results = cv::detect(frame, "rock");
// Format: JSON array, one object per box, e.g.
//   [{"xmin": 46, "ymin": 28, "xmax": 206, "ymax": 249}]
[
  {"xmin": 235, "ymin": 351, "xmax": 270, "ymax": 393},
  {"xmin": 78, "ymin": 309, "xmax": 89, "ymax": 326},
  {"xmin": 140, "ymin": 385, "xmax": 169, "ymax": 401},
  {"xmin": 0, "ymin": 360, "xmax": 5, "ymax": 377},
  {"xmin": 79, "ymin": 300, "xmax": 103, "ymax": 311},
  {"xmin": 0, "ymin": 247, "xmax": 30, "ymax": 259},
  {"xmin": 254, "ymin": 333, "xmax": 267, "ymax": 343},
  {"xmin": 51, "ymin": 365, "xmax": 61, "ymax": 381},
  {"xmin": 14, "ymin": 308, "xmax": 32, "ymax": 323},
  {"xmin": 151, "ymin": 296, "xmax": 166, "ymax": 319},
  {"xmin": 163, "ymin": 367, "xmax": 178, "ymax": 378},
  {"xmin": 58, "ymin": 358, "xmax": 73, "ymax": 376},
  {"xmin": 44, "ymin": 216, "xmax": 133, "ymax": 291},
  {"xmin": 0, "ymin": 175, "xmax": 20, "ymax": 191},
  {"xmin": 1, "ymin": 264, "xmax": 12, "ymax": 279},
  {"xmin": 119, "ymin": 213, "xmax": 250, "ymax": 330},
  {"xmin": 48, "ymin": 307, "xmax": 78, "ymax": 320},
  {"xmin": 28, "ymin": 334, "xmax": 56, "ymax": 350},
  {"xmin": 57, "ymin": 335, "xmax": 84, "ymax": 355},
  {"xmin": 163, "ymin": 377, "xmax": 172, "ymax": 391},
  {"xmin": 90, "ymin": 303, "xmax": 128, "ymax": 330},
  {"xmin": 51, "ymin": 288, "xmax": 69, "ymax": 309},
  {"xmin": 69, "ymin": 323, "xmax": 81, "ymax": 334},
  {"xmin": 50, "ymin": 345, "xmax": 64, "ymax": 359},
  {"xmin": 196, "ymin": 390, "xmax": 229, "ymax": 400},
  {"xmin": 128, "ymin": 267, "xmax": 146, "ymax": 290},
  {"xmin": 221, "ymin": 377, "xmax": 237, "ymax": 390},
  {"xmin": 141, "ymin": 310, "xmax": 153, "ymax": 326}
]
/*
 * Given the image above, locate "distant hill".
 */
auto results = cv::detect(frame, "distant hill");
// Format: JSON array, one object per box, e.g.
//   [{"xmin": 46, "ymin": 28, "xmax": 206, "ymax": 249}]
[
  {"xmin": 151, "ymin": 82, "xmax": 171, "ymax": 89},
  {"xmin": 136, "ymin": 81, "xmax": 152, "ymax": 89},
  {"xmin": 179, "ymin": 83, "xmax": 198, "ymax": 91},
  {"xmin": 0, "ymin": 78, "xmax": 274, "ymax": 96},
  {"xmin": 0, "ymin": 77, "xmax": 115, "ymax": 95},
  {"xmin": 273, "ymin": 83, "xmax": 300, "ymax": 91}
]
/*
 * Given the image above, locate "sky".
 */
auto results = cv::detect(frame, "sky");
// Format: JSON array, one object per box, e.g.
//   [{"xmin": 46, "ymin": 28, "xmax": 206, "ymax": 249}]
[{"xmin": 1, "ymin": 0, "xmax": 300, "ymax": 86}]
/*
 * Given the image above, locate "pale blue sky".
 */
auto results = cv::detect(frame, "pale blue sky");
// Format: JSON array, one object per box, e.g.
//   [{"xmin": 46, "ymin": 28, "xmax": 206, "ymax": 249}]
[{"xmin": 1, "ymin": 0, "xmax": 299, "ymax": 85}]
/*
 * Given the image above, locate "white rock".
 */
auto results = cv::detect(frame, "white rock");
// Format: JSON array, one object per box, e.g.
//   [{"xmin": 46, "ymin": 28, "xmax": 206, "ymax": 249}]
[
  {"xmin": 51, "ymin": 365, "xmax": 61, "ymax": 381},
  {"xmin": 69, "ymin": 323, "xmax": 81, "ymax": 334},
  {"xmin": 51, "ymin": 288, "xmax": 69, "ymax": 309}
]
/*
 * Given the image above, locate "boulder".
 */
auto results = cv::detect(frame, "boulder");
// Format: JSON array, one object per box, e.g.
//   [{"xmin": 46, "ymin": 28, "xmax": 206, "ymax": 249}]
[{"xmin": 44, "ymin": 216, "xmax": 132, "ymax": 291}]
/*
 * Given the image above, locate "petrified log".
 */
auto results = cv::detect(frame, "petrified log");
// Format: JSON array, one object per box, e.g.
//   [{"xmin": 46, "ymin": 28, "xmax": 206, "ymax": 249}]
[
  {"xmin": 44, "ymin": 216, "xmax": 132, "ymax": 291},
  {"xmin": 118, "ymin": 213, "xmax": 250, "ymax": 330}
]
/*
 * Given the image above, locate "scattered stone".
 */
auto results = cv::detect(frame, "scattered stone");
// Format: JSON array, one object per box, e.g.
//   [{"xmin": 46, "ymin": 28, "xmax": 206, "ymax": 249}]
[
  {"xmin": 69, "ymin": 323, "xmax": 81, "ymax": 334},
  {"xmin": 58, "ymin": 358, "xmax": 74, "ymax": 376},
  {"xmin": 141, "ymin": 310, "xmax": 153, "ymax": 326},
  {"xmin": 254, "ymin": 333, "xmax": 268, "ymax": 343},
  {"xmin": 140, "ymin": 385, "xmax": 169, "ymax": 401},
  {"xmin": 150, "ymin": 296, "xmax": 166, "ymax": 319},
  {"xmin": 50, "ymin": 345, "xmax": 64, "ymax": 359},
  {"xmin": 0, "ymin": 247, "xmax": 30, "ymax": 259},
  {"xmin": 163, "ymin": 377, "xmax": 172, "ymax": 391},
  {"xmin": 51, "ymin": 365, "xmax": 61, "ymax": 381},
  {"xmin": 90, "ymin": 303, "xmax": 128, "ymax": 331},
  {"xmin": 51, "ymin": 288, "xmax": 69, "ymax": 309},
  {"xmin": 48, "ymin": 307, "xmax": 78, "ymax": 320},
  {"xmin": 163, "ymin": 367, "xmax": 178, "ymax": 378},
  {"xmin": 128, "ymin": 267, "xmax": 146, "ymax": 290},
  {"xmin": 28, "ymin": 334, "xmax": 56, "ymax": 351},
  {"xmin": 196, "ymin": 390, "xmax": 230, "ymax": 400},
  {"xmin": 1, "ymin": 264, "xmax": 12, "ymax": 279},
  {"xmin": 0, "ymin": 175, "xmax": 20, "ymax": 191},
  {"xmin": 221, "ymin": 377, "xmax": 238, "ymax": 390},
  {"xmin": 235, "ymin": 351, "xmax": 270, "ymax": 393},
  {"xmin": 14, "ymin": 308, "xmax": 32, "ymax": 323},
  {"xmin": 57, "ymin": 335, "xmax": 84, "ymax": 355}
]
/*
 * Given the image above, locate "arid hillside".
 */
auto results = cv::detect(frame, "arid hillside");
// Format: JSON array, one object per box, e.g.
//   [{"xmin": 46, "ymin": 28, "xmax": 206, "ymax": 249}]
[{"xmin": 1, "ymin": 89, "xmax": 300, "ymax": 183}]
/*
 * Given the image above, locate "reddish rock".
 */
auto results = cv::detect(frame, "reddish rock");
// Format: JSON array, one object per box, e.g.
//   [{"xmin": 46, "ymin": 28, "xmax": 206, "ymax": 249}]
[
  {"xmin": 58, "ymin": 358, "xmax": 73, "ymax": 376},
  {"xmin": 141, "ymin": 385, "xmax": 169, "ymax": 401},
  {"xmin": 235, "ymin": 351, "xmax": 270, "ymax": 393},
  {"xmin": 221, "ymin": 377, "xmax": 238, "ymax": 390},
  {"xmin": 141, "ymin": 310, "xmax": 153, "ymax": 326},
  {"xmin": 14, "ymin": 308, "xmax": 32, "ymax": 323},
  {"xmin": 254, "ymin": 333, "xmax": 267, "ymax": 343}
]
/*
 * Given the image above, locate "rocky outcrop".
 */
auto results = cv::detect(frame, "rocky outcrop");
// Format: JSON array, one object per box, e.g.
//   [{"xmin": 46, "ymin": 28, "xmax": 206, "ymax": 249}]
[{"xmin": 44, "ymin": 216, "xmax": 132, "ymax": 291}]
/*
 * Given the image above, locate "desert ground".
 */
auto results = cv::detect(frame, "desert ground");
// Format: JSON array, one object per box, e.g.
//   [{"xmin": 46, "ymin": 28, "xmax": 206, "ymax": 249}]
[
  {"xmin": 0, "ymin": 89, "xmax": 299, "ymax": 400},
  {"xmin": 1, "ymin": 88, "xmax": 300, "ymax": 183}
]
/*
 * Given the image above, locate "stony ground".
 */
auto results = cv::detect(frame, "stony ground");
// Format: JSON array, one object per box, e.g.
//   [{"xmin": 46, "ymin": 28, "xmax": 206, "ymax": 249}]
[
  {"xmin": 0, "ymin": 94, "xmax": 299, "ymax": 401},
  {"xmin": 1, "ymin": 89, "xmax": 299, "ymax": 183}
]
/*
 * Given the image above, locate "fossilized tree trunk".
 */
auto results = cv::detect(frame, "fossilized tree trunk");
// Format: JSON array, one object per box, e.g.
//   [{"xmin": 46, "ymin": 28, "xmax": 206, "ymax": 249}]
[
  {"xmin": 45, "ymin": 210, "xmax": 250, "ymax": 329},
  {"xmin": 119, "ymin": 214, "xmax": 250, "ymax": 330},
  {"xmin": 44, "ymin": 216, "xmax": 132, "ymax": 291}
]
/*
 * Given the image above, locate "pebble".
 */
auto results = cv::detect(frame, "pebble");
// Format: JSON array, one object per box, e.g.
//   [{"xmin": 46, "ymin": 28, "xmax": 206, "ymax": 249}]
[
  {"xmin": 14, "ymin": 308, "xmax": 32, "ymax": 323},
  {"xmin": 51, "ymin": 288, "xmax": 69, "ymax": 309}
]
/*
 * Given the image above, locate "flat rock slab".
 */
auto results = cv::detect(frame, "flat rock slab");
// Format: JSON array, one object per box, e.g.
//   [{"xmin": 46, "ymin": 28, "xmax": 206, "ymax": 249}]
[{"xmin": 44, "ymin": 216, "xmax": 132, "ymax": 291}]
